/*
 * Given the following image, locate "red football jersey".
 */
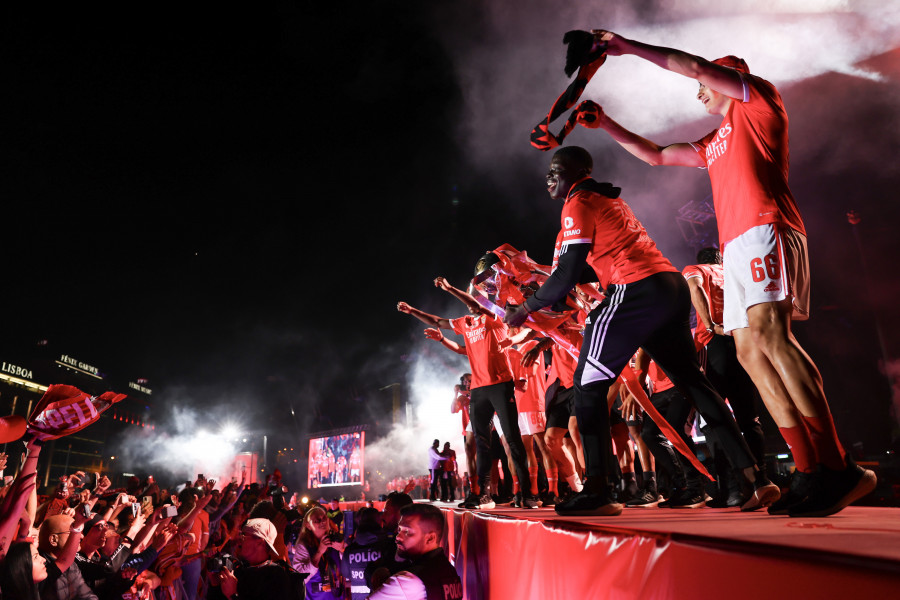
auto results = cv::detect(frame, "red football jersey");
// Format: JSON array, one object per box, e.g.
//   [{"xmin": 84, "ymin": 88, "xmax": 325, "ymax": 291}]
[
  {"xmin": 555, "ymin": 188, "xmax": 676, "ymax": 289},
  {"xmin": 690, "ymin": 73, "xmax": 806, "ymax": 246},
  {"xmin": 449, "ymin": 314, "xmax": 513, "ymax": 389},
  {"xmin": 647, "ymin": 361, "xmax": 675, "ymax": 395},
  {"xmin": 682, "ymin": 263, "xmax": 725, "ymax": 348},
  {"xmin": 548, "ymin": 342, "xmax": 577, "ymax": 389},
  {"xmin": 508, "ymin": 340, "xmax": 547, "ymax": 413}
]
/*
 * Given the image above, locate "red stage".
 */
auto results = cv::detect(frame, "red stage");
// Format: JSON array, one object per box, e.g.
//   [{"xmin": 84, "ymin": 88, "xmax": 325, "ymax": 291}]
[{"xmin": 439, "ymin": 504, "xmax": 900, "ymax": 599}]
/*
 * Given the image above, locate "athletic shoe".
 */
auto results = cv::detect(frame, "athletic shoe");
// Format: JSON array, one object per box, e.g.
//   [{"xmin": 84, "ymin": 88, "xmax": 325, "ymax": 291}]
[
  {"xmin": 554, "ymin": 492, "xmax": 623, "ymax": 516},
  {"xmin": 624, "ymin": 489, "xmax": 660, "ymax": 508},
  {"xmin": 511, "ymin": 492, "xmax": 523, "ymax": 508},
  {"xmin": 668, "ymin": 487, "xmax": 707, "ymax": 509},
  {"xmin": 741, "ymin": 479, "xmax": 781, "ymax": 512},
  {"xmin": 459, "ymin": 493, "xmax": 478, "ymax": 508},
  {"xmin": 788, "ymin": 460, "xmax": 877, "ymax": 518},
  {"xmin": 707, "ymin": 490, "xmax": 745, "ymax": 508},
  {"xmin": 462, "ymin": 493, "xmax": 496, "ymax": 510},
  {"xmin": 767, "ymin": 470, "xmax": 814, "ymax": 515},
  {"xmin": 521, "ymin": 494, "xmax": 540, "ymax": 509},
  {"xmin": 658, "ymin": 487, "xmax": 685, "ymax": 509},
  {"xmin": 540, "ymin": 492, "xmax": 562, "ymax": 507}
]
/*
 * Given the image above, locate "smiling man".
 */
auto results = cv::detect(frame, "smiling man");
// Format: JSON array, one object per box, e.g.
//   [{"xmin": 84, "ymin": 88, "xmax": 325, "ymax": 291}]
[
  {"xmin": 579, "ymin": 29, "xmax": 876, "ymax": 517},
  {"xmin": 505, "ymin": 146, "xmax": 777, "ymax": 516},
  {"xmin": 368, "ymin": 504, "xmax": 462, "ymax": 600}
]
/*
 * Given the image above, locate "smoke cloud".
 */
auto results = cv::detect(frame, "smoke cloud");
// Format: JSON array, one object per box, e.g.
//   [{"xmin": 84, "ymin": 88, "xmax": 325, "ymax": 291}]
[{"xmin": 364, "ymin": 337, "xmax": 469, "ymax": 490}]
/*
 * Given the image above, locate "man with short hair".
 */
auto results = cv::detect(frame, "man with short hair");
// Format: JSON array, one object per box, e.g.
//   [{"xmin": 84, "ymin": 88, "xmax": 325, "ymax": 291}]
[
  {"xmin": 582, "ymin": 29, "xmax": 876, "ymax": 517},
  {"xmin": 368, "ymin": 504, "xmax": 462, "ymax": 600}
]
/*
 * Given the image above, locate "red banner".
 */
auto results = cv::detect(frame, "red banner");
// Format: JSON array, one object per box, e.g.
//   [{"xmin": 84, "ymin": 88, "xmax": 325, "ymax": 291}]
[{"xmin": 27, "ymin": 384, "xmax": 127, "ymax": 441}]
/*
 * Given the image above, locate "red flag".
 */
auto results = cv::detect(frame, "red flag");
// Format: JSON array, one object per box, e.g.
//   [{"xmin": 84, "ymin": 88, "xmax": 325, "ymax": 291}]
[{"xmin": 27, "ymin": 384, "xmax": 127, "ymax": 441}]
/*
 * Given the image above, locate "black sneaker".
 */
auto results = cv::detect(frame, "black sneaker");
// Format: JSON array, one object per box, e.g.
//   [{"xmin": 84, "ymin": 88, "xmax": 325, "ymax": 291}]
[
  {"xmin": 521, "ymin": 494, "xmax": 540, "ymax": 509},
  {"xmin": 540, "ymin": 492, "xmax": 562, "ymax": 507},
  {"xmin": 707, "ymin": 489, "xmax": 745, "ymax": 508},
  {"xmin": 462, "ymin": 493, "xmax": 496, "ymax": 510},
  {"xmin": 788, "ymin": 460, "xmax": 877, "ymax": 518},
  {"xmin": 511, "ymin": 492, "xmax": 523, "ymax": 508},
  {"xmin": 624, "ymin": 489, "xmax": 660, "ymax": 508},
  {"xmin": 658, "ymin": 487, "xmax": 685, "ymax": 509},
  {"xmin": 458, "ymin": 493, "xmax": 477, "ymax": 508},
  {"xmin": 768, "ymin": 470, "xmax": 814, "ymax": 515},
  {"xmin": 741, "ymin": 477, "xmax": 781, "ymax": 512},
  {"xmin": 668, "ymin": 487, "xmax": 707, "ymax": 509},
  {"xmin": 554, "ymin": 492, "xmax": 623, "ymax": 516}
]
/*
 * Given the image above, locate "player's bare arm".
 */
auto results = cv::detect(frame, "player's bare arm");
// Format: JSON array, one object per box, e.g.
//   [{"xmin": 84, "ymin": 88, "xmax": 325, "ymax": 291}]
[
  {"xmin": 425, "ymin": 327, "xmax": 466, "ymax": 355},
  {"xmin": 592, "ymin": 29, "xmax": 744, "ymax": 99},
  {"xmin": 686, "ymin": 276, "xmax": 725, "ymax": 335},
  {"xmin": 396, "ymin": 301, "xmax": 451, "ymax": 329},
  {"xmin": 434, "ymin": 276, "xmax": 487, "ymax": 316},
  {"xmin": 593, "ymin": 107, "xmax": 703, "ymax": 167}
]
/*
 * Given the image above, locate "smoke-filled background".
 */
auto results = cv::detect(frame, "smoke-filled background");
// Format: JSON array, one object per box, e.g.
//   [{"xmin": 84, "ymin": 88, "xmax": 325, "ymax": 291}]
[{"xmin": 3, "ymin": 0, "xmax": 899, "ymax": 492}]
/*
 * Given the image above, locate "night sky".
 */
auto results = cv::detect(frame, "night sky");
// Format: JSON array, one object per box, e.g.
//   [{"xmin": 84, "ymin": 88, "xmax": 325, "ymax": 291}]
[{"xmin": 3, "ymin": 2, "xmax": 900, "ymax": 459}]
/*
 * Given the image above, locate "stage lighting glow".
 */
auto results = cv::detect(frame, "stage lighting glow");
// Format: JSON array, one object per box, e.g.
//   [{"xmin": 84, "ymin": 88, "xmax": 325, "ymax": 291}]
[
  {"xmin": 301, "ymin": 496, "xmax": 309, "ymax": 505},
  {"xmin": 220, "ymin": 424, "xmax": 241, "ymax": 439}
]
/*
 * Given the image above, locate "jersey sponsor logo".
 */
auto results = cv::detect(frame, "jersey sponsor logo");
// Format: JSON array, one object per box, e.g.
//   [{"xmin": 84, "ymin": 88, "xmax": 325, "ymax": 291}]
[
  {"xmin": 706, "ymin": 122, "xmax": 733, "ymax": 167},
  {"xmin": 562, "ymin": 228, "xmax": 582, "ymax": 236},
  {"xmin": 564, "ymin": 216, "xmax": 574, "ymax": 229},
  {"xmin": 763, "ymin": 281, "xmax": 781, "ymax": 293},
  {"xmin": 465, "ymin": 327, "xmax": 486, "ymax": 343}
]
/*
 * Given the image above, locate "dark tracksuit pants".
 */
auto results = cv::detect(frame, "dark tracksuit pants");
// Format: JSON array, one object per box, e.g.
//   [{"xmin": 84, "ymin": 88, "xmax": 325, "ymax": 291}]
[
  {"xmin": 470, "ymin": 380, "xmax": 532, "ymax": 496},
  {"xmin": 572, "ymin": 271, "xmax": 756, "ymax": 492}
]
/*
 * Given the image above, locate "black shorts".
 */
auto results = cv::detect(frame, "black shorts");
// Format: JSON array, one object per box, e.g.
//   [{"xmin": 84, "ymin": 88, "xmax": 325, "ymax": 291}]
[{"xmin": 546, "ymin": 386, "xmax": 574, "ymax": 430}]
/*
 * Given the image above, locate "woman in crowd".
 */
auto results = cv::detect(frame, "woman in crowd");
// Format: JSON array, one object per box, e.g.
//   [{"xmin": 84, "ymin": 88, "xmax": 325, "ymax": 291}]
[
  {"xmin": 288, "ymin": 505, "xmax": 345, "ymax": 600},
  {"xmin": 0, "ymin": 540, "xmax": 48, "ymax": 600}
]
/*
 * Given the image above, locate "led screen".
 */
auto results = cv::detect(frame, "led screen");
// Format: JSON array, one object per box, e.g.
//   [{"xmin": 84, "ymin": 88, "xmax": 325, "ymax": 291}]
[{"xmin": 308, "ymin": 431, "xmax": 364, "ymax": 487}]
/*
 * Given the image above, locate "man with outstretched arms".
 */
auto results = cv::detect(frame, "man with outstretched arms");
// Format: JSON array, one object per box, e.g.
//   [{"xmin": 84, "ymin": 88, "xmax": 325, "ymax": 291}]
[
  {"xmin": 505, "ymin": 146, "xmax": 776, "ymax": 516},
  {"xmin": 397, "ymin": 276, "xmax": 539, "ymax": 510},
  {"xmin": 584, "ymin": 29, "xmax": 875, "ymax": 516}
]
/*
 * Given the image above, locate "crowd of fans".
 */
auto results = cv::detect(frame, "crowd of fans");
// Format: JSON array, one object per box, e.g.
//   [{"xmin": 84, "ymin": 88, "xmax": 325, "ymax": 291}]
[{"xmin": 0, "ymin": 432, "xmax": 459, "ymax": 600}]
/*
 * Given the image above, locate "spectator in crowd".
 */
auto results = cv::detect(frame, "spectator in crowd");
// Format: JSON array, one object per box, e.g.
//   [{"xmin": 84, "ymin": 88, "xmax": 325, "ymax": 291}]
[
  {"xmin": 0, "ymin": 540, "xmax": 48, "ymax": 600},
  {"xmin": 341, "ymin": 507, "xmax": 397, "ymax": 600},
  {"xmin": 368, "ymin": 504, "xmax": 462, "ymax": 600},
  {"xmin": 210, "ymin": 518, "xmax": 303, "ymax": 600},
  {"xmin": 287, "ymin": 505, "xmax": 345, "ymax": 599}
]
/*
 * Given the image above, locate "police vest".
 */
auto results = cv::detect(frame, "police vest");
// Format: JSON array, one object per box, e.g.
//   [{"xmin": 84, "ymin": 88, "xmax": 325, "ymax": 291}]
[{"xmin": 406, "ymin": 549, "xmax": 463, "ymax": 600}]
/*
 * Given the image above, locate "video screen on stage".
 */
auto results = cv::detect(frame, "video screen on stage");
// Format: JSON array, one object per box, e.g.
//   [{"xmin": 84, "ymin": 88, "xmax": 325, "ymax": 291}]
[{"xmin": 308, "ymin": 431, "xmax": 364, "ymax": 488}]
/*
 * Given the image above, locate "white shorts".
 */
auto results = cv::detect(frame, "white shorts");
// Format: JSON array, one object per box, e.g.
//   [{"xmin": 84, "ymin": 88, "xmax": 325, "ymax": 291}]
[
  {"xmin": 517, "ymin": 411, "xmax": 547, "ymax": 435},
  {"xmin": 722, "ymin": 224, "xmax": 810, "ymax": 332},
  {"xmin": 492, "ymin": 414, "xmax": 503, "ymax": 438},
  {"xmin": 464, "ymin": 419, "xmax": 473, "ymax": 435}
]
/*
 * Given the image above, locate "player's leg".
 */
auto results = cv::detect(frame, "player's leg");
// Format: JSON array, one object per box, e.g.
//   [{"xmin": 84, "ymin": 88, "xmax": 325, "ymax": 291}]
[
  {"xmin": 490, "ymin": 381, "xmax": 537, "ymax": 508},
  {"xmin": 464, "ymin": 386, "xmax": 497, "ymax": 509}
]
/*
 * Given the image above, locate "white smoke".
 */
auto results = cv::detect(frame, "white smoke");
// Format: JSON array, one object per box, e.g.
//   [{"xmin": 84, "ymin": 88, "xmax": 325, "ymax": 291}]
[
  {"xmin": 365, "ymin": 348, "xmax": 468, "ymax": 492},
  {"xmin": 109, "ymin": 399, "xmax": 247, "ymax": 485},
  {"xmin": 442, "ymin": 0, "xmax": 900, "ymax": 163}
]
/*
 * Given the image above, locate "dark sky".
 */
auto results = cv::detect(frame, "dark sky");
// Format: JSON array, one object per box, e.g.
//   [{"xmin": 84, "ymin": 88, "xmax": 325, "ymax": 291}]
[{"xmin": 3, "ymin": 2, "xmax": 899, "ymax": 452}]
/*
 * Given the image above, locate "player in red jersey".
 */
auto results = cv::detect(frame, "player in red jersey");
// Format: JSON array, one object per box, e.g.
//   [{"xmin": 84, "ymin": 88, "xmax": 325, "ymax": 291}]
[
  {"xmin": 506, "ymin": 337, "xmax": 557, "ymax": 505},
  {"xmin": 505, "ymin": 146, "xmax": 775, "ymax": 516},
  {"xmin": 397, "ymin": 277, "xmax": 539, "ymax": 510},
  {"xmin": 583, "ymin": 30, "xmax": 875, "ymax": 516},
  {"xmin": 684, "ymin": 247, "xmax": 768, "ymax": 507},
  {"xmin": 448, "ymin": 372, "xmax": 478, "ymax": 496}
]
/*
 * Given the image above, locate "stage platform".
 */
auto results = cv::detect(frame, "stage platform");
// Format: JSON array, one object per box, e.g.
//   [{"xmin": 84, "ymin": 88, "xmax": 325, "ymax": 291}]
[{"xmin": 436, "ymin": 502, "xmax": 900, "ymax": 599}]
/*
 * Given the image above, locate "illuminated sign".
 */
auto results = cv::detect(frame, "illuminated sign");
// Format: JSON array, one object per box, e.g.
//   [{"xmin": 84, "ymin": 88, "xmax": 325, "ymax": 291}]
[
  {"xmin": 128, "ymin": 382, "xmax": 152, "ymax": 395},
  {"xmin": 57, "ymin": 355, "xmax": 102, "ymax": 378},
  {"xmin": 1, "ymin": 361, "xmax": 33, "ymax": 380}
]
